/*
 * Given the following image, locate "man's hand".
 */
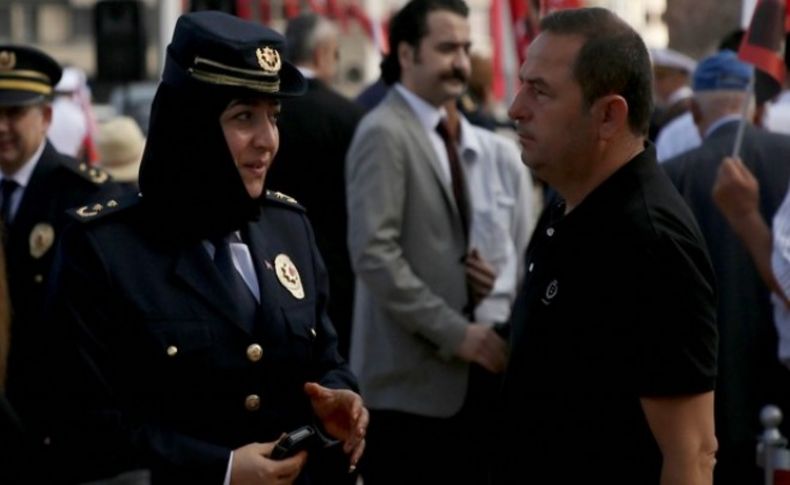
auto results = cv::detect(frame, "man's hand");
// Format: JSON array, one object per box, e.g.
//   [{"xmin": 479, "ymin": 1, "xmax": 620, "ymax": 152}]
[
  {"xmin": 455, "ymin": 323, "xmax": 508, "ymax": 373},
  {"xmin": 713, "ymin": 156, "xmax": 759, "ymax": 225},
  {"xmin": 304, "ymin": 382, "xmax": 368, "ymax": 471},
  {"xmin": 465, "ymin": 248, "xmax": 497, "ymax": 306},
  {"xmin": 231, "ymin": 441, "xmax": 306, "ymax": 485}
]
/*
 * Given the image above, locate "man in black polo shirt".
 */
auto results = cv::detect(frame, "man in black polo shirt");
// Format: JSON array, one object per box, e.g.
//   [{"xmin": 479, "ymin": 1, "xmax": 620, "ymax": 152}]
[{"xmin": 494, "ymin": 7, "xmax": 718, "ymax": 485}]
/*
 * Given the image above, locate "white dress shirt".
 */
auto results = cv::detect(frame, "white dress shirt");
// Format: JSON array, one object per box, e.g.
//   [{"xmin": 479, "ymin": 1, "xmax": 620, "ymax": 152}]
[{"xmin": 459, "ymin": 116, "xmax": 536, "ymax": 323}]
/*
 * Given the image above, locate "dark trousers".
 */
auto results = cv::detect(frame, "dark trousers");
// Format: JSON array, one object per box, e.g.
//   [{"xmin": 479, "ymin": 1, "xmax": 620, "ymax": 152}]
[{"xmin": 360, "ymin": 365, "xmax": 499, "ymax": 485}]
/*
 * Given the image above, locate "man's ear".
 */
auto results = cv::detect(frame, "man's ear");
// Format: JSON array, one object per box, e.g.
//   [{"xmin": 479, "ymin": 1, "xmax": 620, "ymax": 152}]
[
  {"xmin": 594, "ymin": 94, "xmax": 628, "ymax": 140},
  {"xmin": 398, "ymin": 41, "xmax": 415, "ymax": 72},
  {"xmin": 41, "ymin": 103, "xmax": 53, "ymax": 129}
]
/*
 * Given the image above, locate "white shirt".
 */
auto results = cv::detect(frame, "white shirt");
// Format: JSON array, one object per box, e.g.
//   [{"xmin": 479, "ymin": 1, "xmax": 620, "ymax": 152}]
[
  {"xmin": 0, "ymin": 139, "xmax": 46, "ymax": 222},
  {"xmin": 772, "ymin": 188, "xmax": 790, "ymax": 369},
  {"xmin": 459, "ymin": 116, "xmax": 536, "ymax": 323},
  {"xmin": 764, "ymin": 90, "xmax": 790, "ymax": 135},
  {"xmin": 656, "ymin": 111, "xmax": 701, "ymax": 162},
  {"xmin": 49, "ymin": 96, "xmax": 88, "ymax": 157}
]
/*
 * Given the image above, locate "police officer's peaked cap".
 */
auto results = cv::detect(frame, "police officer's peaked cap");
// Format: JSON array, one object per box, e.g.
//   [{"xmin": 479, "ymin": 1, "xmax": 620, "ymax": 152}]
[
  {"xmin": 163, "ymin": 11, "xmax": 306, "ymax": 97},
  {"xmin": 0, "ymin": 45, "xmax": 62, "ymax": 107}
]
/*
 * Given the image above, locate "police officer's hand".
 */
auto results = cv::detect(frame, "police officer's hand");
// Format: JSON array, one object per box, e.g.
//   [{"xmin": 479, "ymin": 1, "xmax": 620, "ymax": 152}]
[
  {"xmin": 455, "ymin": 323, "xmax": 507, "ymax": 373},
  {"xmin": 465, "ymin": 248, "xmax": 497, "ymax": 305},
  {"xmin": 231, "ymin": 442, "xmax": 306, "ymax": 485},
  {"xmin": 304, "ymin": 382, "xmax": 368, "ymax": 471}
]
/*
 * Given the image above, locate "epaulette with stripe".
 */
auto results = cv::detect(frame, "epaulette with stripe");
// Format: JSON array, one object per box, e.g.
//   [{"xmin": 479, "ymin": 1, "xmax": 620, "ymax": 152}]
[{"xmin": 265, "ymin": 190, "xmax": 305, "ymax": 211}]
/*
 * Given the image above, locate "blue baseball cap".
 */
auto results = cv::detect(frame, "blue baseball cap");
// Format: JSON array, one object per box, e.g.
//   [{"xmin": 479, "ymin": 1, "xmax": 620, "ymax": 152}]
[
  {"xmin": 692, "ymin": 50, "xmax": 753, "ymax": 92},
  {"xmin": 162, "ymin": 11, "xmax": 306, "ymax": 97}
]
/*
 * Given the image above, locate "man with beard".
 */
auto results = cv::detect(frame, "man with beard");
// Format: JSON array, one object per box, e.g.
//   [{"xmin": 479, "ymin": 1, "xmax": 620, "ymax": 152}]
[
  {"xmin": 345, "ymin": 1, "xmax": 505, "ymax": 484},
  {"xmin": 43, "ymin": 11, "xmax": 367, "ymax": 484}
]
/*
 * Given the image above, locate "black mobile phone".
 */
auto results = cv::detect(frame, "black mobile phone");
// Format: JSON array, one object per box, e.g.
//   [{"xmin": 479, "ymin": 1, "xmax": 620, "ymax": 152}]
[{"xmin": 270, "ymin": 425, "xmax": 339, "ymax": 460}]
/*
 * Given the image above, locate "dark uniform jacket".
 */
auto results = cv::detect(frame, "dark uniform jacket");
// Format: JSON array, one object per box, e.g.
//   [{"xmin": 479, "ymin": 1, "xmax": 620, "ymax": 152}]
[
  {"xmin": 268, "ymin": 77, "xmax": 364, "ymax": 359},
  {"xmin": 47, "ymin": 191, "xmax": 356, "ymax": 485},
  {"xmin": 664, "ymin": 121, "xmax": 790, "ymax": 485},
  {"xmin": 4, "ymin": 141, "xmax": 118, "ymax": 430}
]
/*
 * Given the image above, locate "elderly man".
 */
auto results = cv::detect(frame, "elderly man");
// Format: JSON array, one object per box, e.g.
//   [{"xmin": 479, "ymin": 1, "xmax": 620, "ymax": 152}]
[{"xmin": 664, "ymin": 50, "xmax": 790, "ymax": 485}]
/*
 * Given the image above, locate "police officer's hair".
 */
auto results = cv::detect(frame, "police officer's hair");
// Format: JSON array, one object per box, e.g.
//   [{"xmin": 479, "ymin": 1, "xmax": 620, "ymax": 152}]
[
  {"xmin": 380, "ymin": 0, "xmax": 469, "ymax": 86},
  {"xmin": 540, "ymin": 7, "xmax": 653, "ymax": 136},
  {"xmin": 285, "ymin": 13, "xmax": 338, "ymax": 65}
]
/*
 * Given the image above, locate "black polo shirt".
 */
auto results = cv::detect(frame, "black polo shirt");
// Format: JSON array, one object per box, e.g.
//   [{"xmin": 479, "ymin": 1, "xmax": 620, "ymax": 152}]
[{"xmin": 494, "ymin": 146, "xmax": 717, "ymax": 484}]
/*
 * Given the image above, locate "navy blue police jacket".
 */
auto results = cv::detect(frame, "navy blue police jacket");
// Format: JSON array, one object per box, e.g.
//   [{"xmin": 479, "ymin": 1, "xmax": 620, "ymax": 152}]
[{"xmin": 45, "ymin": 190, "xmax": 357, "ymax": 484}]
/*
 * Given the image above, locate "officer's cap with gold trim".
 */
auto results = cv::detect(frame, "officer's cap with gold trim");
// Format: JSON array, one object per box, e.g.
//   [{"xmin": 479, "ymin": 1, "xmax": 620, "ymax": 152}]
[
  {"xmin": 0, "ymin": 45, "xmax": 62, "ymax": 107},
  {"xmin": 162, "ymin": 11, "xmax": 306, "ymax": 97}
]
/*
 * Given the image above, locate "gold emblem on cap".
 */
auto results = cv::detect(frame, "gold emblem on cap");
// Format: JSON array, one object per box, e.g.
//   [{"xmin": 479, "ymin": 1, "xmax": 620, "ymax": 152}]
[
  {"xmin": 274, "ymin": 253, "xmax": 304, "ymax": 299},
  {"xmin": 29, "ymin": 223, "xmax": 55, "ymax": 259},
  {"xmin": 0, "ymin": 51, "xmax": 16, "ymax": 70},
  {"xmin": 256, "ymin": 46, "xmax": 281, "ymax": 75}
]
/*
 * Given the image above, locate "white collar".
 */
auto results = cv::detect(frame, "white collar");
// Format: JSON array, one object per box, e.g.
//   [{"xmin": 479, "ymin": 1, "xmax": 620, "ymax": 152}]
[
  {"xmin": 0, "ymin": 139, "xmax": 45, "ymax": 188},
  {"xmin": 394, "ymin": 83, "xmax": 446, "ymax": 134},
  {"xmin": 705, "ymin": 114, "xmax": 742, "ymax": 138}
]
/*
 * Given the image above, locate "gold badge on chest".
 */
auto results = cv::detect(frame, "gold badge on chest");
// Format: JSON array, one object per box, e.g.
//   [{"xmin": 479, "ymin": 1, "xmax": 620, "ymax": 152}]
[
  {"xmin": 29, "ymin": 223, "xmax": 55, "ymax": 259},
  {"xmin": 274, "ymin": 253, "xmax": 304, "ymax": 300}
]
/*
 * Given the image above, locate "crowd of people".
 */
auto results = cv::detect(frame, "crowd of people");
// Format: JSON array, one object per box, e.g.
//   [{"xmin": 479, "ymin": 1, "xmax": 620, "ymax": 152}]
[{"xmin": 0, "ymin": 1, "xmax": 788, "ymax": 484}]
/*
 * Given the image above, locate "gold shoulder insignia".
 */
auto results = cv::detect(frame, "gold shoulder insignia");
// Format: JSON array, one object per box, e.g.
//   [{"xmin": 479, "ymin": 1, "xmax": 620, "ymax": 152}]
[
  {"xmin": 74, "ymin": 163, "xmax": 110, "ymax": 185},
  {"xmin": 69, "ymin": 195, "xmax": 137, "ymax": 222},
  {"xmin": 264, "ymin": 190, "xmax": 305, "ymax": 211}
]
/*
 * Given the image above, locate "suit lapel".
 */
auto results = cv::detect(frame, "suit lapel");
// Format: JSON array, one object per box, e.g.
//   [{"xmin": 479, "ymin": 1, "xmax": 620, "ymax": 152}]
[
  {"xmin": 173, "ymin": 241, "xmax": 252, "ymax": 333},
  {"xmin": 387, "ymin": 90, "xmax": 461, "ymax": 220}
]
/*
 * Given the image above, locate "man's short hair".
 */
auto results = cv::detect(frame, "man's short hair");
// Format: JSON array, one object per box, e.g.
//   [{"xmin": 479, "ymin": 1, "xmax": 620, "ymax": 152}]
[
  {"xmin": 540, "ymin": 7, "xmax": 653, "ymax": 136},
  {"xmin": 380, "ymin": 0, "xmax": 469, "ymax": 85},
  {"xmin": 285, "ymin": 13, "xmax": 337, "ymax": 65}
]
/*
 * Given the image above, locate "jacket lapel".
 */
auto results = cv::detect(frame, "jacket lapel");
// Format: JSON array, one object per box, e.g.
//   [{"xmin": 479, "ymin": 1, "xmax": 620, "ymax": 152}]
[
  {"xmin": 173, "ymin": 241, "xmax": 252, "ymax": 333},
  {"xmin": 244, "ymin": 219, "xmax": 286, "ymax": 331},
  {"xmin": 387, "ymin": 90, "xmax": 461, "ymax": 220}
]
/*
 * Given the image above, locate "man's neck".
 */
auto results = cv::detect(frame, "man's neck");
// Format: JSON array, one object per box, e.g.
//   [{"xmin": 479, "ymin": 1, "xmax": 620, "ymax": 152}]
[{"xmin": 561, "ymin": 135, "xmax": 645, "ymax": 212}]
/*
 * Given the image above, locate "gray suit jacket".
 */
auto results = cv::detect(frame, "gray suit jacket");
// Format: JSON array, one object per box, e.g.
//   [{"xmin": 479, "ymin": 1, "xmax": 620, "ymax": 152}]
[{"xmin": 346, "ymin": 88, "xmax": 470, "ymax": 417}]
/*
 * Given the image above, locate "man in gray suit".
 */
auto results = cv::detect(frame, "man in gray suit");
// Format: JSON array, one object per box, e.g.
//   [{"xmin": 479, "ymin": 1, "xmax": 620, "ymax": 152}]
[{"xmin": 345, "ymin": 1, "xmax": 506, "ymax": 484}]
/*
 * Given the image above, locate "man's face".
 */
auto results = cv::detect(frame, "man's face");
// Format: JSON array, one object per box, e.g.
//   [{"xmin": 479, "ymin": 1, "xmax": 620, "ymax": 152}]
[
  {"xmin": 400, "ymin": 9, "xmax": 471, "ymax": 107},
  {"xmin": 653, "ymin": 66, "xmax": 688, "ymax": 105},
  {"xmin": 508, "ymin": 32, "xmax": 596, "ymax": 187},
  {"xmin": 316, "ymin": 32, "xmax": 340, "ymax": 83},
  {"xmin": 0, "ymin": 103, "xmax": 51, "ymax": 176},
  {"xmin": 220, "ymin": 97, "xmax": 280, "ymax": 199}
]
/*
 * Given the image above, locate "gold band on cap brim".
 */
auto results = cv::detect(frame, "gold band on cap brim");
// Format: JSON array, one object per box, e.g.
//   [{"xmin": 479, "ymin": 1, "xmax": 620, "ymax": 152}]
[
  {"xmin": 194, "ymin": 56, "xmax": 278, "ymax": 79},
  {"xmin": 189, "ymin": 68, "xmax": 280, "ymax": 93},
  {"xmin": 0, "ymin": 69, "xmax": 51, "ymax": 83},
  {"xmin": 0, "ymin": 80, "xmax": 51, "ymax": 95}
]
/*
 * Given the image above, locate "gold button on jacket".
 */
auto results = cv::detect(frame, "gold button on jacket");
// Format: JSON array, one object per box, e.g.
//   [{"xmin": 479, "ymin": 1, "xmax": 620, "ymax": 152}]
[
  {"xmin": 246, "ymin": 343, "xmax": 263, "ymax": 362},
  {"xmin": 244, "ymin": 394, "xmax": 261, "ymax": 411}
]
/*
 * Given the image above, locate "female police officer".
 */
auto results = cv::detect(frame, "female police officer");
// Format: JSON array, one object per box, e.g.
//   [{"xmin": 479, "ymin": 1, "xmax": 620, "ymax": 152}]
[{"xmin": 43, "ymin": 11, "xmax": 366, "ymax": 485}]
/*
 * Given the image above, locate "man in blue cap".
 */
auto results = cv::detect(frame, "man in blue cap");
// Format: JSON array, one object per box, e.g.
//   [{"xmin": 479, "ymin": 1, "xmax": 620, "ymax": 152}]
[
  {"xmin": 43, "ymin": 11, "xmax": 367, "ymax": 484},
  {"xmin": 0, "ymin": 44, "xmax": 119, "ymax": 452},
  {"xmin": 664, "ymin": 49, "xmax": 790, "ymax": 485}
]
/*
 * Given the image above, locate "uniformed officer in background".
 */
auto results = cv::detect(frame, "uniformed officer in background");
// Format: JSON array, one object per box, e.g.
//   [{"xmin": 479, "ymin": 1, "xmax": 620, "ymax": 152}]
[
  {"xmin": 43, "ymin": 11, "xmax": 367, "ymax": 485},
  {"xmin": 0, "ymin": 45, "xmax": 119, "ymax": 447}
]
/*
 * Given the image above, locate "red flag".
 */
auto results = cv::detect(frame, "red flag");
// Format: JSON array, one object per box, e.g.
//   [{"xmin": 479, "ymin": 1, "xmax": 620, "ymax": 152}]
[{"xmin": 739, "ymin": 0, "xmax": 787, "ymax": 102}]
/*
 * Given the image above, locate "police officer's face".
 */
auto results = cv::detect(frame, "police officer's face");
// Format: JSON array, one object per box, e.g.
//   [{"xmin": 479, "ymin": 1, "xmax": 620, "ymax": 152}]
[
  {"xmin": 399, "ymin": 10, "xmax": 471, "ymax": 107},
  {"xmin": 0, "ymin": 103, "xmax": 51, "ymax": 176},
  {"xmin": 220, "ymin": 98, "xmax": 280, "ymax": 199}
]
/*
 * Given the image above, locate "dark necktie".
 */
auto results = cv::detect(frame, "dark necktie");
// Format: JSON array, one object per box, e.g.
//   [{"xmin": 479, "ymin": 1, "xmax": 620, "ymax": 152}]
[
  {"xmin": 212, "ymin": 234, "xmax": 258, "ymax": 332},
  {"xmin": 0, "ymin": 179, "xmax": 19, "ymax": 227},
  {"xmin": 436, "ymin": 119, "xmax": 470, "ymax": 240}
]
